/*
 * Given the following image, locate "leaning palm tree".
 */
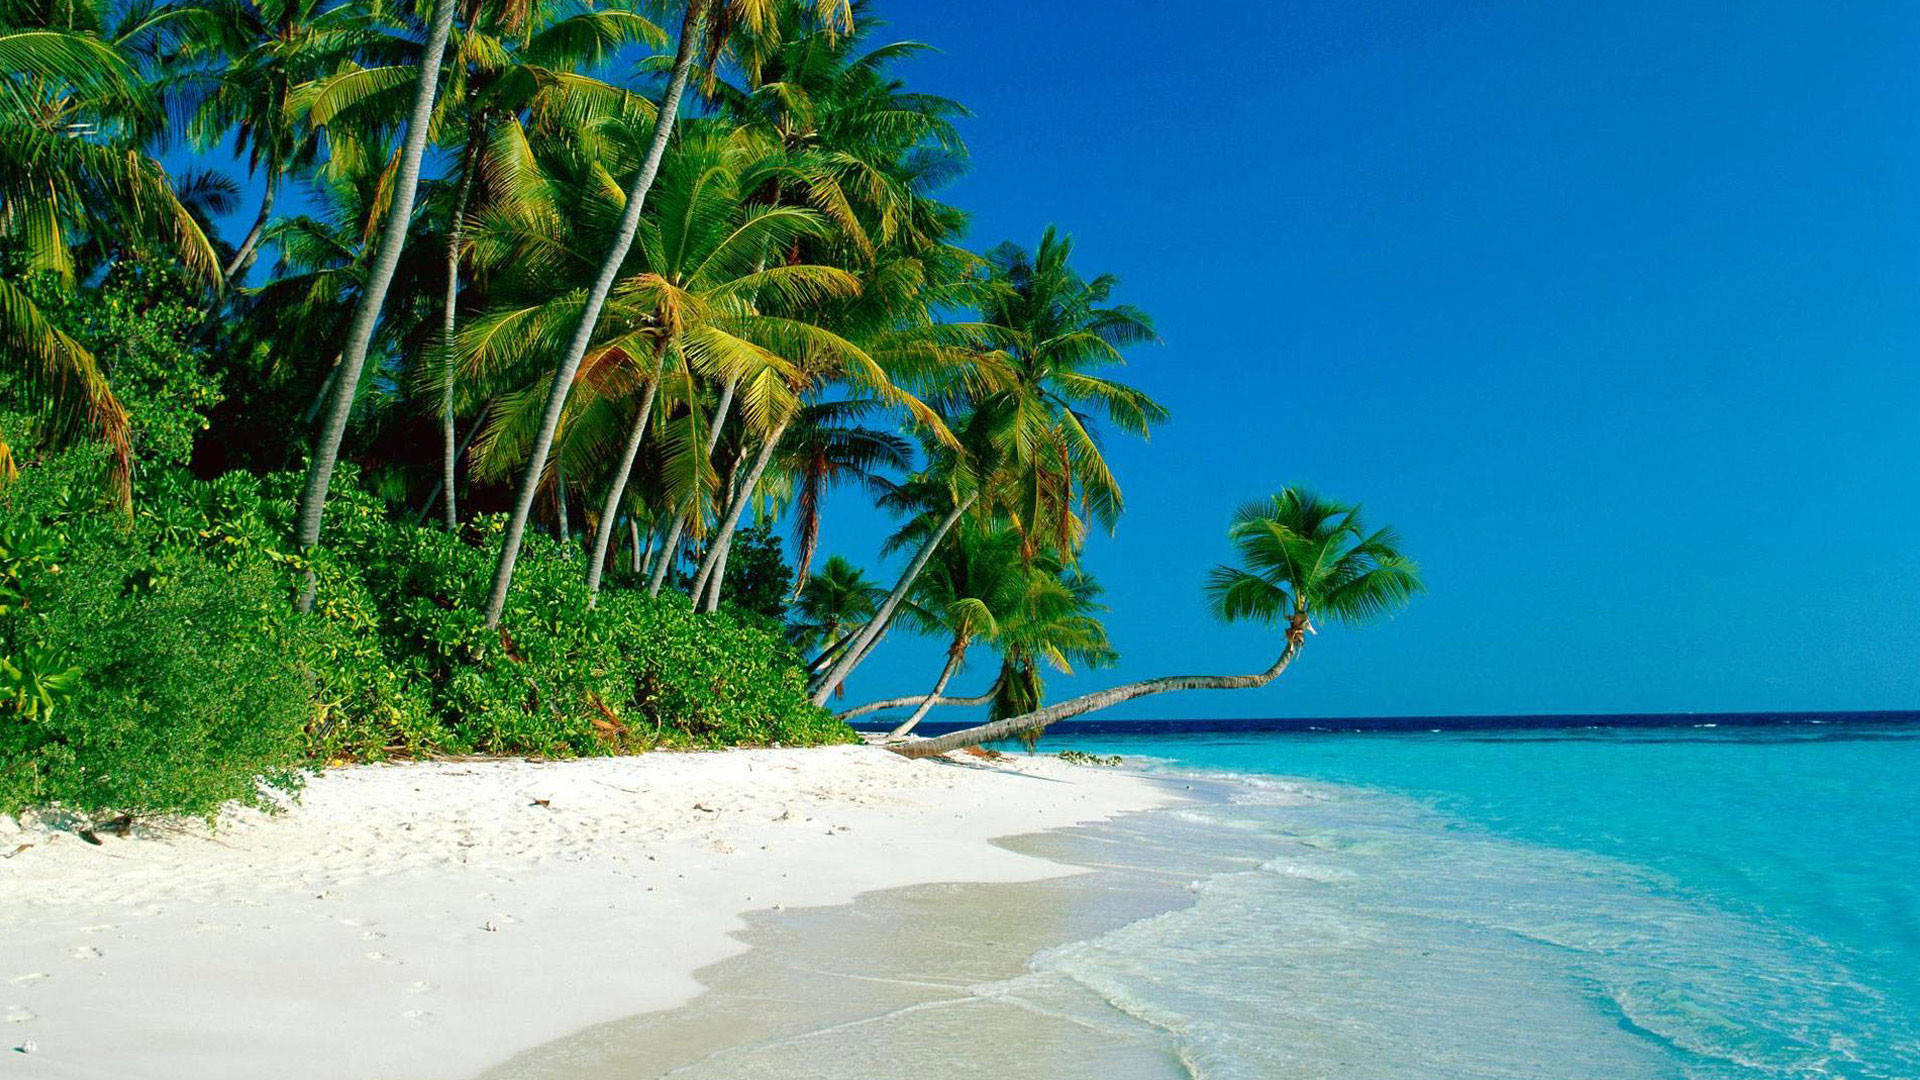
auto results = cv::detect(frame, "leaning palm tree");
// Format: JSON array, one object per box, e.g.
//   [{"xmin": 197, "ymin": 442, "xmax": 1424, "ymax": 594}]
[
  {"xmin": 480, "ymin": 0, "xmax": 853, "ymax": 628},
  {"xmin": 808, "ymin": 231, "xmax": 1161, "ymax": 704},
  {"xmin": 292, "ymin": 0, "xmax": 460, "ymax": 612},
  {"xmin": 892, "ymin": 489, "xmax": 1423, "ymax": 758},
  {"xmin": 840, "ymin": 544, "xmax": 1113, "ymax": 734},
  {"xmin": 876, "ymin": 523, "xmax": 1021, "ymax": 738}
]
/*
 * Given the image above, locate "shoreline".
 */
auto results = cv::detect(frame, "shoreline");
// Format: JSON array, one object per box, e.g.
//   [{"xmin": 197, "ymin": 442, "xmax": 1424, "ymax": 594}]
[
  {"xmin": 0, "ymin": 746, "xmax": 1176, "ymax": 1079},
  {"xmin": 479, "ymin": 784, "xmax": 1256, "ymax": 1080}
]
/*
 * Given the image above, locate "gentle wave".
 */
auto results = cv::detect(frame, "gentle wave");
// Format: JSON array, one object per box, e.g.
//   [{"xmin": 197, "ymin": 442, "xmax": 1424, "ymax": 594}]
[{"xmin": 985, "ymin": 759, "xmax": 1919, "ymax": 1080}]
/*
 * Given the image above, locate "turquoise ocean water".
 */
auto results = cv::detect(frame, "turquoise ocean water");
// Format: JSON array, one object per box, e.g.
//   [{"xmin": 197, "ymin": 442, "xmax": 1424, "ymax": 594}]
[{"xmin": 1009, "ymin": 717, "xmax": 1919, "ymax": 1079}]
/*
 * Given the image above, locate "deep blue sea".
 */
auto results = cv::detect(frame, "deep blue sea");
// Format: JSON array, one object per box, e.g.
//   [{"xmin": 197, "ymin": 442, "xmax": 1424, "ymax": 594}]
[{"xmin": 981, "ymin": 714, "xmax": 1920, "ymax": 1079}]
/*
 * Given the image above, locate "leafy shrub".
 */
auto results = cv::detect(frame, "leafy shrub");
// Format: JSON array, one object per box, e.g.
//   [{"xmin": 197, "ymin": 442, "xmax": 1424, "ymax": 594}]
[
  {"xmin": 324, "ymin": 507, "xmax": 846, "ymax": 755},
  {"xmin": 0, "ymin": 449, "xmax": 850, "ymax": 818},
  {"xmin": 0, "ymin": 460, "xmax": 309, "ymax": 818},
  {"xmin": 19, "ymin": 263, "xmax": 223, "ymax": 469}
]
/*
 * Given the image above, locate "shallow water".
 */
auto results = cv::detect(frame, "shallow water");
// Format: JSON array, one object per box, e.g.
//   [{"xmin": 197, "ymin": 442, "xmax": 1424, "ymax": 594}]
[
  {"xmin": 1044, "ymin": 722, "xmax": 1920, "ymax": 1079},
  {"xmin": 496, "ymin": 720, "xmax": 1920, "ymax": 1079}
]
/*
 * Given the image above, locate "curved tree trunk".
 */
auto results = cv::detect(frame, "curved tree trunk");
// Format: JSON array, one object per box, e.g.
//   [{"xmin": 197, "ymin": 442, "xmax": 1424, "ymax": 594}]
[
  {"xmin": 647, "ymin": 371, "xmax": 739, "ymax": 596},
  {"xmin": 839, "ymin": 670, "xmax": 1003, "ymax": 720},
  {"xmin": 886, "ymin": 635, "xmax": 970, "ymax": 739},
  {"xmin": 890, "ymin": 622, "xmax": 1308, "ymax": 759},
  {"xmin": 692, "ymin": 415, "xmax": 790, "ymax": 612},
  {"xmin": 481, "ymin": 1, "xmax": 702, "ymax": 627},
  {"xmin": 221, "ymin": 169, "xmax": 276, "ymax": 288},
  {"xmin": 292, "ymin": 0, "xmax": 458, "ymax": 613},
  {"xmin": 584, "ymin": 371, "xmax": 662, "ymax": 602},
  {"xmin": 809, "ymin": 492, "xmax": 977, "ymax": 706},
  {"xmin": 637, "ymin": 523, "xmax": 656, "ymax": 575},
  {"xmin": 438, "ymin": 123, "xmax": 481, "ymax": 530}
]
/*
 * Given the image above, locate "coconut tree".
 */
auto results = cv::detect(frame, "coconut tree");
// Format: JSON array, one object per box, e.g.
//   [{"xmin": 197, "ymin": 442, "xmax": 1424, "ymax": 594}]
[
  {"xmin": 875, "ymin": 523, "xmax": 1022, "ymax": 738},
  {"xmin": 0, "ymin": 16, "xmax": 220, "ymax": 505},
  {"xmin": 838, "ymin": 538, "xmax": 1113, "ymax": 736},
  {"xmin": 892, "ymin": 489, "xmax": 1423, "ymax": 758},
  {"xmin": 300, "ymin": 0, "xmax": 663, "ymax": 527},
  {"xmin": 687, "ymin": 335, "xmax": 949, "ymax": 613},
  {"xmin": 807, "ymin": 229, "xmax": 1162, "ymax": 704},
  {"xmin": 778, "ymin": 397, "xmax": 908, "ymax": 591},
  {"xmin": 788, "ymin": 553, "xmax": 881, "ymax": 695},
  {"xmin": 185, "ymin": 0, "xmax": 361, "ymax": 291},
  {"xmin": 480, "ymin": 0, "xmax": 854, "ymax": 629},
  {"xmin": 790, "ymin": 553, "xmax": 878, "ymax": 647},
  {"xmin": 0, "ymin": 279, "xmax": 129, "ymax": 499},
  {"xmin": 291, "ymin": 0, "xmax": 460, "ymax": 612},
  {"xmin": 455, "ymin": 123, "xmax": 869, "ymax": 602},
  {"xmin": 973, "ymin": 226, "xmax": 1165, "ymax": 551}
]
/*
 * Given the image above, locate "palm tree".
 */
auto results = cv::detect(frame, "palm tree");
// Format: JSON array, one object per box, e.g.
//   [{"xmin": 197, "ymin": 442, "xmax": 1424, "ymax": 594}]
[
  {"xmin": 455, "ymin": 124, "xmax": 867, "ymax": 602},
  {"xmin": 974, "ymin": 225, "xmax": 1165, "ymax": 553},
  {"xmin": 408, "ymin": 0, "xmax": 662, "ymax": 527},
  {"xmin": 837, "ymin": 537, "xmax": 1113, "ymax": 735},
  {"xmin": 788, "ymin": 553, "xmax": 881, "ymax": 692},
  {"xmin": 186, "ymin": 0, "xmax": 355, "ymax": 291},
  {"xmin": 893, "ymin": 489, "xmax": 1423, "ymax": 757},
  {"xmin": 480, "ymin": 0, "xmax": 853, "ymax": 629},
  {"xmin": 778, "ymin": 398, "xmax": 908, "ymax": 591},
  {"xmin": 804, "ymin": 436, "xmax": 977, "ymax": 705},
  {"xmin": 0, "ymin": 14, "xmax": 220, "ymax": 505},
  {"xmin": 0, "ymin": 278, "xmax": 129, "ymax": 499},
  {"xmin": 977, "ymin": 562, "xmax": 1114, "ymax": 730},
  {"xmin": 807, "ymin": 231, "xmax": 1162, "ymax": 704},
  {"xmin": 877, "ymin": 523, "xmax": 1021, "ymax": 737},
  {"xmin": 292, "ymin": 0, "xmax": 460, "ymax": 612}
]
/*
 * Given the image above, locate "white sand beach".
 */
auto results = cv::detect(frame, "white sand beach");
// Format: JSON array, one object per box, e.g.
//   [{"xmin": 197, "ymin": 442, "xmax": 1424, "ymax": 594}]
[{"xmin": 0, "ymin": 746, "xmax": 1172, "ymax": 1080}]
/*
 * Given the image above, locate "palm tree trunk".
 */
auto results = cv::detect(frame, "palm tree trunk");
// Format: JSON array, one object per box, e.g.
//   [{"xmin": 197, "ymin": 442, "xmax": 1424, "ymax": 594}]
[
  {"xmin": 438, "ymin": 123, "xmax": 482, "ymax": 530},
  {"xmin": 414, "ymin": 407, "xmax": 484, "ymax": 523},
  {"xmin": 691, "ymin": 415, "xmax": 790, "ymax": 612},
  {"xmin": 647, "ymin": 371, "xmax": 738, "ymax": 596},
  {"xmin": 891, "ymin": 622, "xmax": 1309, "ymax": 759},
  {"xmin": 221, "ymin": 169, "xmax": 277, "ymax": 287},
  {"xmin": 809, "ymin": 491, "xmax": 977, "ymax": 706},
  {"xmin": 806, "ymin": 623, "xmax": 859, "ymax": 675},
  {"xmin": 481, "ymin": 0, "xmax": 703, "ymax": 628},
  {"xmin": 840, "ymin": 670, "xmax": 1002, "ymax": 720},
  {"xmin": 630, "ymin": 517, "xmax": 645, "ymax": 574},
  {"xmin": 292, "ymin": 0, "xmax": 459, "ymax": 613},
  {"xmin": 585, "ymin": 370, "xmax": 662, "ymax": 601},
  {"xmin": 555, "ymin": 464, "xmax": 572, "ymax": 552},
  {"xmin": 886, "ymin": 635, "xmax": 969, "ymax": 739}
]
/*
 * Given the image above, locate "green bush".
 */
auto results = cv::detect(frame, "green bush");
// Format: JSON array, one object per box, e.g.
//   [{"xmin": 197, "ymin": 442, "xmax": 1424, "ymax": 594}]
[
  {"xmin": 0, "ymin": 462, "xmax": 309, "ymax": 818},
  {"xmin": 18, "ymin": 263, "xmax": 223, "ymax": 469},
  {"xmin": 0, "ymin": 450, "xmax": 850, "ymax": 818},
  {"xmin": 324, "ymin": 506, "xmax": 846, "ymax": 755}
]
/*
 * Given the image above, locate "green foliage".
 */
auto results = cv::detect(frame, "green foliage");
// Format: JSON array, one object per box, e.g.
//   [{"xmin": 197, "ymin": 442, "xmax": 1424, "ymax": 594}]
[
  {"xmin": 340, "ymin": 512, "xmax": 840, "ymax": 755},
  {"xmin": 0, "ymin": 456, "xmax": 310, "ymax": 818},
  {"xmin": 1205, "ymin": 489, "xmax": 1425, "ymax": 628},
  {"xmin": 718, "ymin": 521, "xmax": 794, "ymax": 623},
  {"xmin": 18, "ymin": 263, "xmax": 222, "ymax": 469},
  {"xmin": 0, "ymin": 450, "xmax": 848, "ymax": 819}
]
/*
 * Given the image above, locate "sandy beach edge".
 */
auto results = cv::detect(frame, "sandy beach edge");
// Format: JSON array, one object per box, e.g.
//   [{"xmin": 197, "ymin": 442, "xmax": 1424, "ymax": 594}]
[{"xmin": 0, "ymin": 745, "xmax": 1177, "ymax": 1080}]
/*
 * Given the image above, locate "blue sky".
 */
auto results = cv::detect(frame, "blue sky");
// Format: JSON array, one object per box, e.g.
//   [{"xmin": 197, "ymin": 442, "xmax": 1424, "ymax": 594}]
[{"xmin": 809, "ymin": 0, "xmax": 1920, "ymax": 717}]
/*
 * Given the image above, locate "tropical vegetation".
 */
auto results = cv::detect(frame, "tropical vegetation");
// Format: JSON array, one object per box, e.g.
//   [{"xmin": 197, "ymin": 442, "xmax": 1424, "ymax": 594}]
[{"xmin": 0, "ymin": 0, "xmax": 1418, "ymax": 818}]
